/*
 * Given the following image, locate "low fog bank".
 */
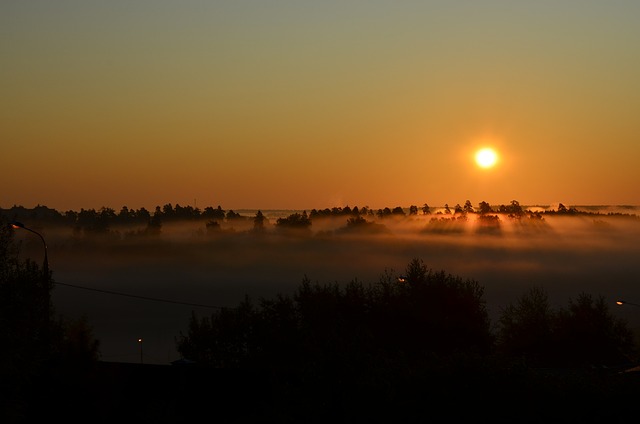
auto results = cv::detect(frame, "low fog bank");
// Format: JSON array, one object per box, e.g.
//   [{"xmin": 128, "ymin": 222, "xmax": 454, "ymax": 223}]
[{"xmin": 14, "ymin": 209, "xmax": 640, "ymax": 364}]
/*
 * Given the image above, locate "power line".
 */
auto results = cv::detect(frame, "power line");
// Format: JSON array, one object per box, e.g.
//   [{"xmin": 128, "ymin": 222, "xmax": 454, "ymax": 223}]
[{"xmin": 54, "ymin": 281, "xmax": 223, "ymax": 309}]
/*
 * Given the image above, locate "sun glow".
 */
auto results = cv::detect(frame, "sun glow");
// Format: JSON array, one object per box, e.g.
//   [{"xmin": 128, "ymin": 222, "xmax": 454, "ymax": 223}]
[{"xmin": 475, "ymin": 148, "xmax": 498, "ymax": 169}]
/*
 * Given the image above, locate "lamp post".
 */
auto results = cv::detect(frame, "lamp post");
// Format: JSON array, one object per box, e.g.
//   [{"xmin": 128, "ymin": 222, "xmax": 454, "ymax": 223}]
[
  {"xmin": 616, "ymin": 300, "xmax": 640, "ymax": 308},
  {"xmin": 10, "ymin": 221, "xmax": 49, "ymax": 280},
  {"xmin": 138, "ymin": 338, "xmax": 143, "ymax": 364},
  {"xmin": 9, "ymin": 221, "xmax": 52, "ymax": 347}
]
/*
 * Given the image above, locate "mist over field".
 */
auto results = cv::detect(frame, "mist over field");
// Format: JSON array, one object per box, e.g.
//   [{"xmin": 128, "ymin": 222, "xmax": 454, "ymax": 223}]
[{"xmin": 13, "ymin": 206, "xmax": 640, "ymax": 364}]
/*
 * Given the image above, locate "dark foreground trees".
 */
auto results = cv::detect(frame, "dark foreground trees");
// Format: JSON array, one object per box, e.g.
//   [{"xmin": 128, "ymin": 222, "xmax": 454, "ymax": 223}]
[
  {"xmin": 176, "ymin": 258, "xmax": 640, "ymax": 422},
  {"xmin": 177, "ymin": 258, "xmax": 493, "ymax": 370},
  {"xmin": 497, "ymin": 286, "xmax": 636, "ymax": 368},
  {"xmin": 176, "ymin": 258, "xmax": 496, "ymax": 421},
  {"xmin": 1, "ymin": 217, "xmax": 100, "ymax": 422}
]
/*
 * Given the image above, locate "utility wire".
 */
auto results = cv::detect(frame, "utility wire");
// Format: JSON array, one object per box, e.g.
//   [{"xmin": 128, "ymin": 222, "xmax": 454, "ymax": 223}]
[{"xmin": 54, "ymin": 280, "xmax": 223, "ymax": 309}]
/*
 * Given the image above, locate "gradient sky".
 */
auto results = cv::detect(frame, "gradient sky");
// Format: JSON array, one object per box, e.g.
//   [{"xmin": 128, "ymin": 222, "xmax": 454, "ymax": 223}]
[{"xmin": 2, "ymin": 1, "xmax": 639, "ymax": 211}]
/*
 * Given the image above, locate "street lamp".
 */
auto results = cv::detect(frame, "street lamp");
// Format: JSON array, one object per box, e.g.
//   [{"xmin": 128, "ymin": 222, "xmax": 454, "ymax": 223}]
[
  {"xmin": 10, "ymin": 221, "xmax": 49, "ymax": 280},
  {"xmin": 138, "ymin": 338, "xmax": 143, "ymax": 364},
  {"xmin": 616, "ymin": 300, "xmax": 640, "ymax": 308},
  {"xmin": 9, "ymin": 221, "xmax": 52, "ymax": 344}
]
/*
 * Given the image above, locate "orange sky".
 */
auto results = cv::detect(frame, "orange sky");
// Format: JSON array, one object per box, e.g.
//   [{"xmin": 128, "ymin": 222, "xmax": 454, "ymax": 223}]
[{"xmin": 2, "ymin": 1, "xmax": 639, "ymax": 211}]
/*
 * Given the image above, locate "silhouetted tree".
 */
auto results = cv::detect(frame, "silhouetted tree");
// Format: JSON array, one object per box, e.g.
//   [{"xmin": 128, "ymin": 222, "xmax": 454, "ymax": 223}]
[
  {"xmin": 527, "ymin": 211, "xmax": 544, "ymax": 221},
  {"xmin": 175, "ymin": 203, "xmax": 199, "ymax": 220},
  {"xmin": 225, "ymin": 210, "xmax": 243, "ymax": 221},
  {"xmin": 391, "ymin": 206, "xmax": 406, "ymax": 216},
  {"xmin": 74, "ymin": 207, "xmax": 114, "ymax": 234},
  {"xmin": 336, "ymin": 216, "xmax": 388, "ymax": 235},
  {"xmin": 162, "ymin": 203, "xmax": 175, "ymax": 219},
  {"xmin": 391, "ymin": 258, "xmax": 493, "ymax": 357},
  {"xmin": 205, "ymin": 220, "xmax": 221, "ymax": 234},
  {"xmin": 422, "ymin": 203, "xmax": 431, "ymax": 215},
  {"xmin": 478, "ymin": 201, "xmax": 493, "ymax": 215},
  {"xmin": 63, "ymin": 210, "xmax": 78, "ymax": 226},
  {"xmin": 497, "ymin": 286, "xmax": 555, "ymax": 366},
  {"xmin": 463, "ymin": 200, "xmax": 474, "ymax": 214},
  {"xmin": 252, "ymin": 210, "xmax": 267, "ymax": 232},
  {"xmin": 309, "ymin": 208, "xmax": 330, "ymax": 219},
  {"xmin": 202, "ymin": 205, "xmax": 226, "ymax": 221},
  {"xmin": 553, "ymin": 293, "xmax": 635, "ymax": 367},
  {"xmin": 117, "ymin": 206, "xmax": 133, "ymax": 223},
  {"xmin": 376, "ymin": 207, "xmax": 392, "ymax": 218},
  {"xmin": 136, "ymin": 207, "xmax": 151, "ymax": 224},
  {"xmin": 275, "ymin": 211, "xmax": 312, "ymax": 234},
  {"xmin": 177, "ymin": 297, "xmax": 255, "ymax": 368},
  {"xmin": 497, "ymin": 286, "xmax": 636, "ymax": 368},
  {"xmin": 499, "ymin": 200, "xmax": 524, "ymax": 218},
  {"xmin": 509, "ymin": 200, "xmax": 524, "ymax": 217},
  {"xmin": 345, "ymin": 216, "xmax": 369, "ymax": 228},
  {"xmin": 146, "ymin": 213, "xmax": 162, "ymax": 235}
]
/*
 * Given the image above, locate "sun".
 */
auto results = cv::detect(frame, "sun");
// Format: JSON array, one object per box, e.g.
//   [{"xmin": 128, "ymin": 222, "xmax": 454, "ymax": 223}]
[{"xmin": 475, "ymin": 148, "xmax": 498, "ymax": 169}]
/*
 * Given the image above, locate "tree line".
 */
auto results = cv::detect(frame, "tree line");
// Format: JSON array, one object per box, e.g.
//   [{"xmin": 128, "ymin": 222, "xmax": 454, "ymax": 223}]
[{"xmin": 2, "ymin": 200, "xmax": 636, "ymax": 237}]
